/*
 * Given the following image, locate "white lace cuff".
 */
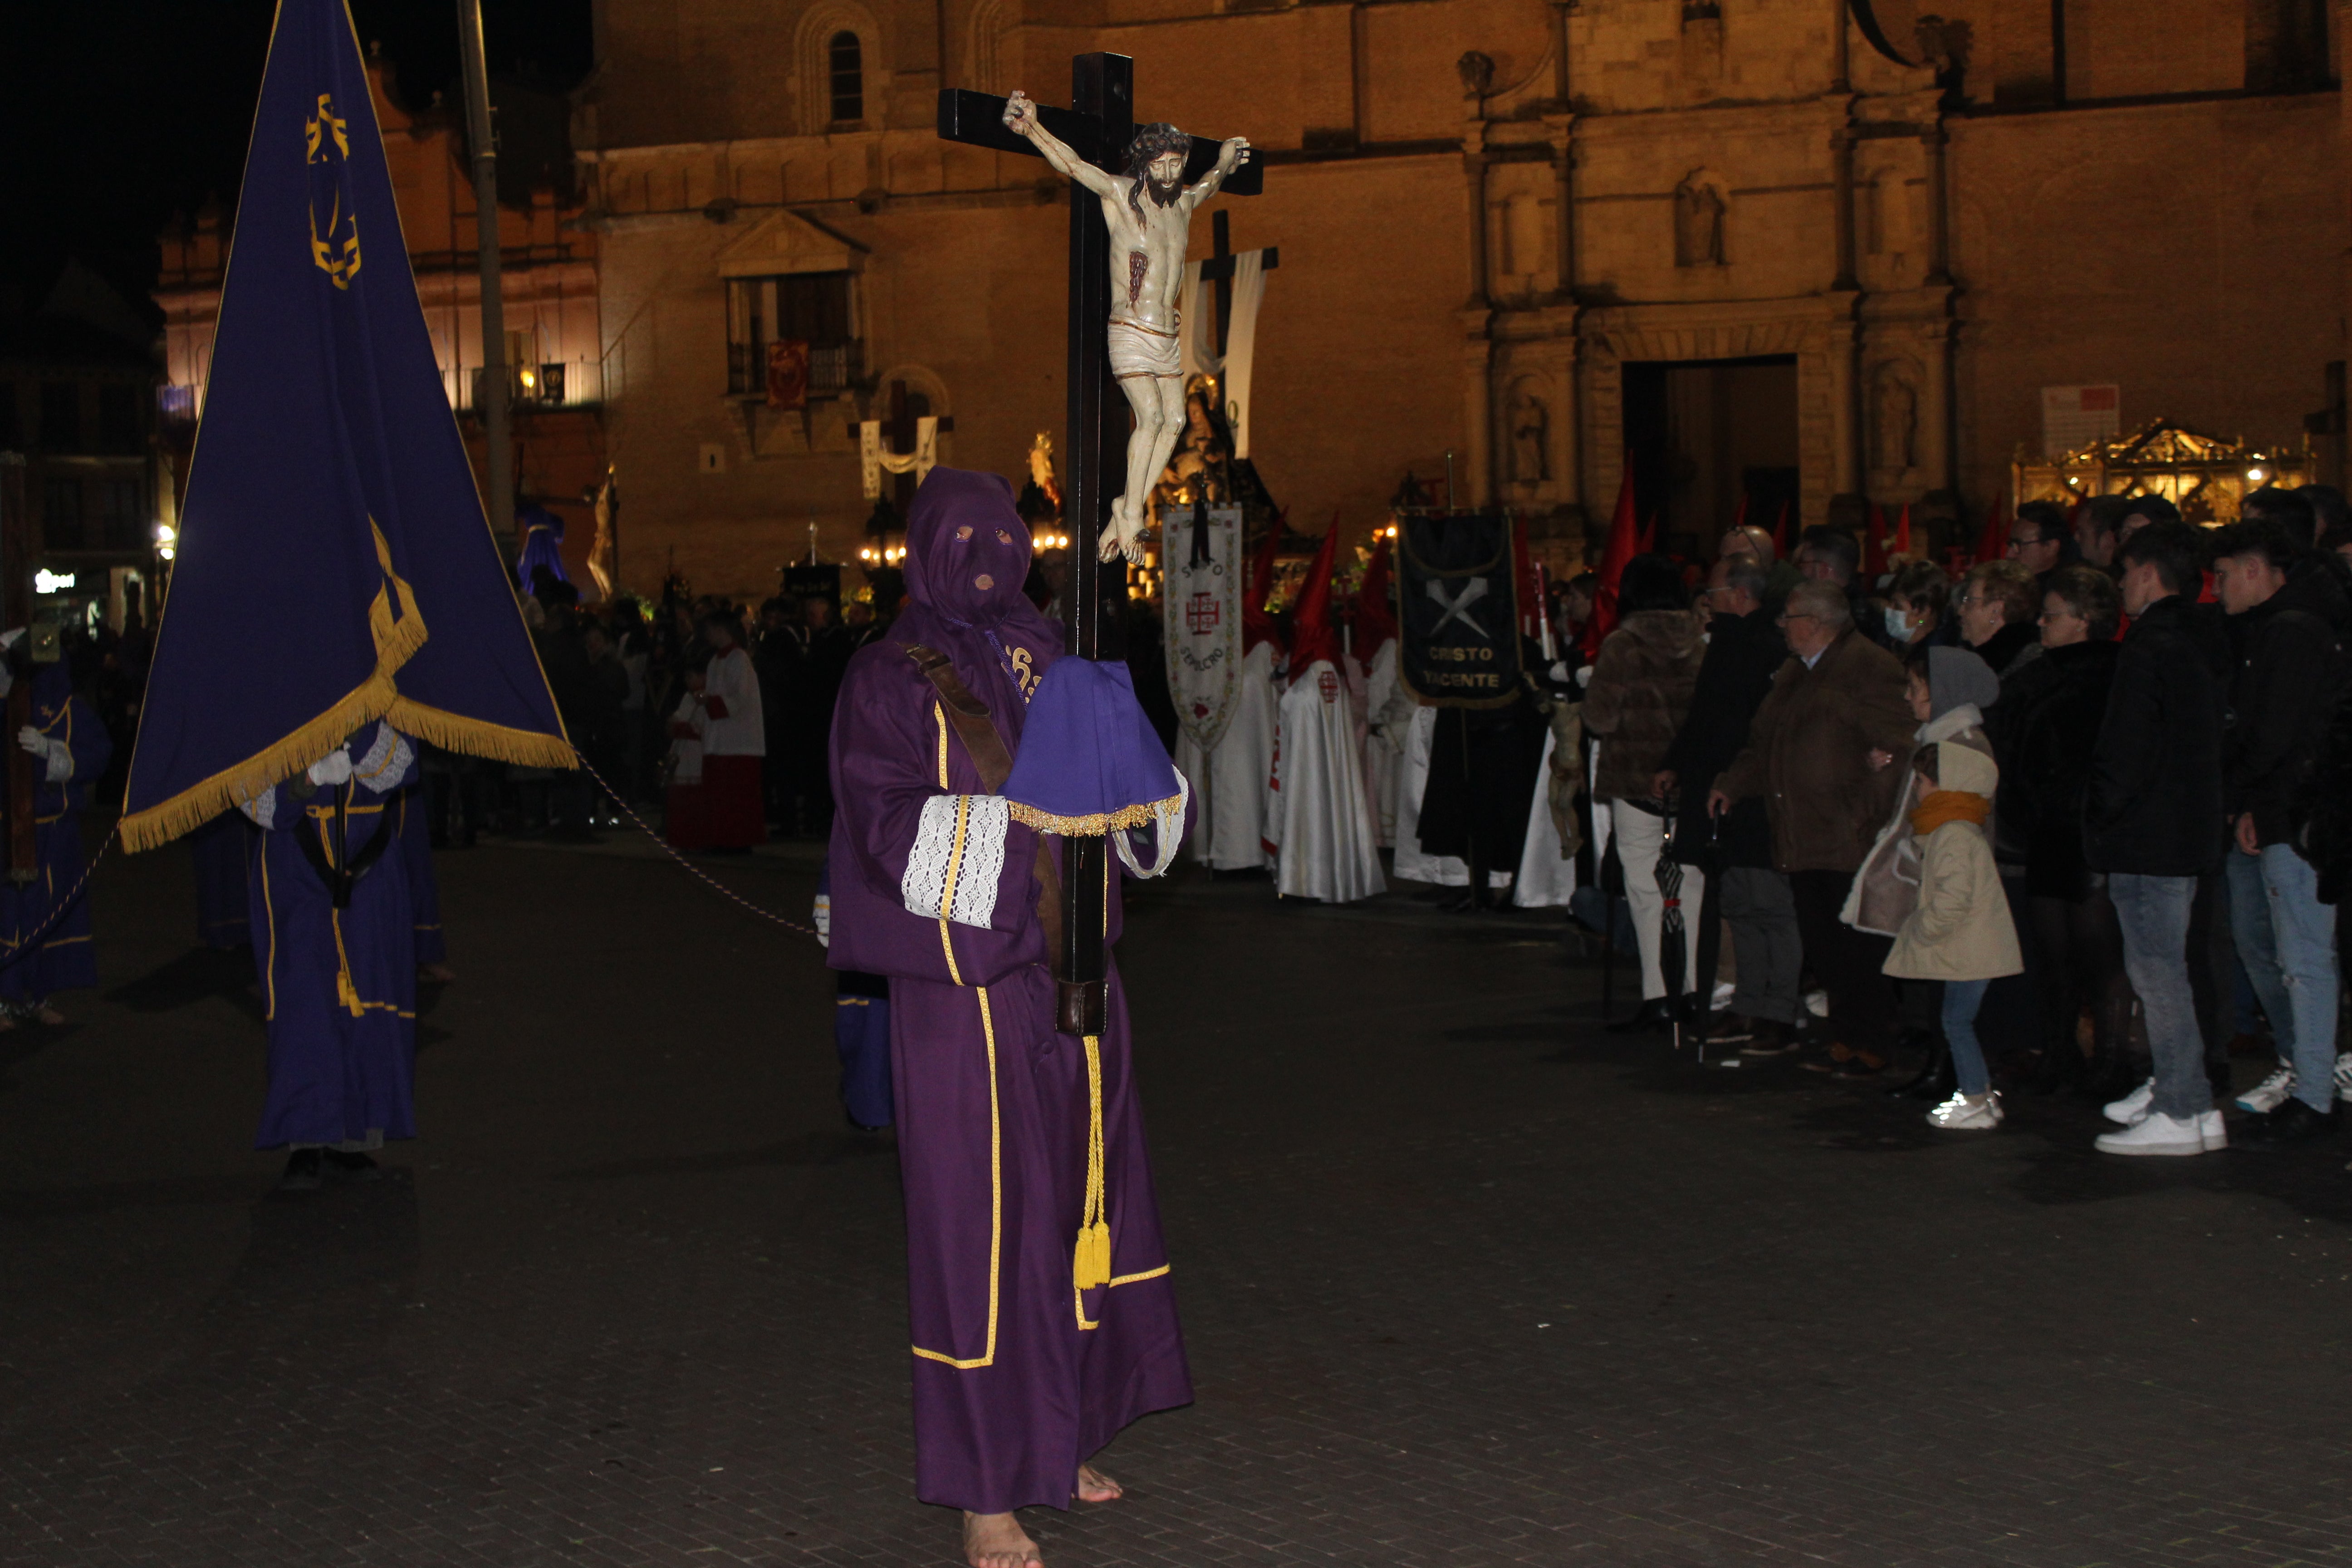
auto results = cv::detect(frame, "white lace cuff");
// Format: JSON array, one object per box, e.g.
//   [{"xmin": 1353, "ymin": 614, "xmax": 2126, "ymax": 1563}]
[
  {"xmin": 901, "ymin": 794, "xmax": 1010, "ymax": 928},
  {"xmin": 41, "ymin": 739, "xmax": 71, "ymax": 784},
  {"xmin": 239, "ymin": 790, "xmax": 276, "ymax": 830},
  {"xmin": 351, "ymin": 722, "xmax": 413, "ymax": 794}
]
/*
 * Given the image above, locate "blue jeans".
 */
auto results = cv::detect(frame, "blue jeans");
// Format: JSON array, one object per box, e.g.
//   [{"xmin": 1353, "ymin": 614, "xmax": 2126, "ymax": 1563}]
[
  {"xmin": 2225, "ymin": 845, "xmax": 2340, "ymax": 1113},
  {"xmin": 1942, "ymin": 976, "xmax": 1992, "ymax": 1096},
  {"xmin": 2111, "ymin": 872, "xmax": 2212, "ymax": 1120}
]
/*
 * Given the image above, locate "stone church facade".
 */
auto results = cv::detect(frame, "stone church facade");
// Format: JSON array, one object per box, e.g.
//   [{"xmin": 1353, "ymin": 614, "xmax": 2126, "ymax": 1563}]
[{"xmin": 580, "ymin": 0, "xmax": 2347, "ymax": 594}]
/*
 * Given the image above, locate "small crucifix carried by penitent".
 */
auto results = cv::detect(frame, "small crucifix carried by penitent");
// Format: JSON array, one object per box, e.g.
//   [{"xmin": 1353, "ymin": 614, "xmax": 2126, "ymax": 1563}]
[{"xmin": 939, "ymin": 56, "xmax": 1260, "ymax": 1023}]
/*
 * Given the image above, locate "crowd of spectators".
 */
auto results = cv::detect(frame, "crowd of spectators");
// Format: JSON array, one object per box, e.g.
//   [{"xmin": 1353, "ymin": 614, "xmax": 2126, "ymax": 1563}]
[{"xmin": 1583, "ymin": 481, "xmax": 2352, "ymax": 1155}]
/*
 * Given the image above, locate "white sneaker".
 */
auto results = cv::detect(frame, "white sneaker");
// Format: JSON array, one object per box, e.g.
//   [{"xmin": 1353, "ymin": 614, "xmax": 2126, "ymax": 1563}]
[
  {"xmin": 1803, "ymin": 989, "xmax": 1829, "ymax": 1019},
  {"xmin": 2235, "ymin": 1062, "xmax": 2296, "ymax": 1116},
  {"xmin": 2103, "ymin": 1078, "xmax": 2155, "ymax": 1127},
  {"xmin": 2095, "ymin": 1112, "xmax": 2210, "ymax": 1156},
  {"xmin": 1927, "ymin": 1091, "xmax": 2003, "ymax": 1131},
  {"xmin": 2199, "ymin": 1109, "xmax": 2228, "ymax": 1152},
  {"xmin": 2335, "ymin": 1053, "xmax": 2352, "ymax": 1098}
]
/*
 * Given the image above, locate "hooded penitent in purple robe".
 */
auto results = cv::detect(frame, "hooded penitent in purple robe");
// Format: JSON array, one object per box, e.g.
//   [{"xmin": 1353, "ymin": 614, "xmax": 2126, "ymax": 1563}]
[
  {"xmin": 241, "ymin": 720, "xmax": 419, "ymax": 1149},
  {"xmin": 0, "ymin": 660, "xmax": 113, "ymax": 1007},
  {"xmin": 827, "ymin": 467, "xmax": 1191, "ymax": 1516}
]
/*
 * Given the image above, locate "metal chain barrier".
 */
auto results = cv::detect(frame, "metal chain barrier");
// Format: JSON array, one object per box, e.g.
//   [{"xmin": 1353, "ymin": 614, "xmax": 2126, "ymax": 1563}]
[
  {"xmin": 567, "ymin": 752, "xmax": 823, "ymax": 943},
  {"xmin": 0, "ymin": 820, "xmax": 118, "ymax": 976}
]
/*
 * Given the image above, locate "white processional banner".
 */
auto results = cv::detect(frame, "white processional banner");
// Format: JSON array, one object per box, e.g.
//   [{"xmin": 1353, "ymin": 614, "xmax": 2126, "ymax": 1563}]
[{"xmin": 1162, "ymin": 502, "xmax": 1244, "ymax": 754}]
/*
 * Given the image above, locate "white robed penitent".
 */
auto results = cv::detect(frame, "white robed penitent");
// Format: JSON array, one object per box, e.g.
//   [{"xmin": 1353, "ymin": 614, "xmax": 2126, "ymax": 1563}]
[
  {"xmin": 1175, "ymin": 639, "xmax": 1277, "ymax": 869},
  {"xmin": 1266, "ymin": 658, "xmax": 1385, "ymax": 903}
]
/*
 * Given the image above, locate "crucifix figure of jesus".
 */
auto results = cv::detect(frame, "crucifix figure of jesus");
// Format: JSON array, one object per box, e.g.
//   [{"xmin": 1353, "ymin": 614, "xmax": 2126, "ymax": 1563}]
[{"xmin": 1003, "ymin": 90, "xmax": 1250, "ymax": 564}]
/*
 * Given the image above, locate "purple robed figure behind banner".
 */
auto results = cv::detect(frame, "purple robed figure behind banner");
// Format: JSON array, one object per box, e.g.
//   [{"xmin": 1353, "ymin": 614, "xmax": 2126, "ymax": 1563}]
[
  {"xmin": 0, "ymin": 660, "xmax": 113, "ymax": 1009},
  {"xmin": 827, "ymin": 466, "xmax": 1192, "ymax": 1516},
  {"xmin": 242, "ymin": 720, "xmax": 419, "ymax": 1150},
  {"xmin": 190, "ymin": 813, "xmax": 254, "ymax": 951}
]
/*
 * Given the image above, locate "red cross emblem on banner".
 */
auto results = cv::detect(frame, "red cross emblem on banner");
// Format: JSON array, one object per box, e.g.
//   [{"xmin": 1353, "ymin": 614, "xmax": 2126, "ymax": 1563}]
[{"xmin": 1186, "ymin": 592, "xmax": 1220, "ymax": 634}]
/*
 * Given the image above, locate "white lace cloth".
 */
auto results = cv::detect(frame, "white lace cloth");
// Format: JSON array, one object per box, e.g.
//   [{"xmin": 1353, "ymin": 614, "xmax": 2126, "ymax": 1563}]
[
  {"xmin": 901, "ymin": 794, "xmax": 1009, "ymax": 928},
  {"xmin": 1113, "ymin": 768, "xmax": 1191, "ymax": 879},
  {"xmin": 238, "ymin": 722, "xmax": 413, "ymax": 831}
]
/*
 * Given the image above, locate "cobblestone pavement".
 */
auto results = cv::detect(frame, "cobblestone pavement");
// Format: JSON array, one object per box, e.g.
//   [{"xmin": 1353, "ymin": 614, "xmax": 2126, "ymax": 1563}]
[{"xmin": 5, "ymin": 831, "xmax": 2352, "ymax": 1568}]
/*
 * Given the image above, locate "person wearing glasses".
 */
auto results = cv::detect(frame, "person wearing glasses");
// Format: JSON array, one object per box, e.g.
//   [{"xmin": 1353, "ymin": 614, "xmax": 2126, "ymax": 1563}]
[
  {"xmin": 1709, "ymin": 581, "xmax": 1917, "ymax": 1075},
  {"xmin": 1955, "ymin": 559, "xmax": 2043, "ymax": 678},
  {"xmin": 2004, "ymin": 500, "xmax": 2077, "ymax": 596}
]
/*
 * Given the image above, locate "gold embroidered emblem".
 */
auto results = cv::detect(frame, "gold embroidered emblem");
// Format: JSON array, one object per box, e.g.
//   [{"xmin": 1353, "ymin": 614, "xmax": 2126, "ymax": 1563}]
[
  {"xmin": 1009, "ymin": 646, "xmax": 1039, "ymax": 699},
  {"xmin": 305, "ymin": 94, "xmax": 362, "ymax": 289}
]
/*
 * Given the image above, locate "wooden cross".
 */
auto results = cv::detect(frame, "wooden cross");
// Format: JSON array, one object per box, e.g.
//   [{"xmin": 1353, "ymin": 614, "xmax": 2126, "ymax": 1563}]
[{"xmin": 939, "ymin": 55, "xmax": 1264, "ymax": 1030}]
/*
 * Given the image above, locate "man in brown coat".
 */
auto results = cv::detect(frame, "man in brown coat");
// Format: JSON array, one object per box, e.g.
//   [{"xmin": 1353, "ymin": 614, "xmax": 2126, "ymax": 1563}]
[{"xmin": 1709, "ymin": 581, "xmax": 1917, "ymax": 1072}]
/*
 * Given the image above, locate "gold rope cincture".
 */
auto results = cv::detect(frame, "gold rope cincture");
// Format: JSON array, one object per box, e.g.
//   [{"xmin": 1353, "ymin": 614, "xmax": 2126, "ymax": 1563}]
[{"xmin": 1074, "ymin": 1030, "xmax": 1111, "ymax": 1295}]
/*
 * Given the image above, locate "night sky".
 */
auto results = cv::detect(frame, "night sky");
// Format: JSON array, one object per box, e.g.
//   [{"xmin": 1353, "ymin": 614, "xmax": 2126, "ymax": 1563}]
[{"xmin": 0, "ymin": 0, "xmax": 592, "ymax": 317}]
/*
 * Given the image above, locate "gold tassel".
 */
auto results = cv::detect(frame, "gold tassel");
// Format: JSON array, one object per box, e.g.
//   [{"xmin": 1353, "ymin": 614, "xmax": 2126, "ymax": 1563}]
[{"xmin": 1073, "ymin": 1033, "xmax": 1112, "ymax": 1296}]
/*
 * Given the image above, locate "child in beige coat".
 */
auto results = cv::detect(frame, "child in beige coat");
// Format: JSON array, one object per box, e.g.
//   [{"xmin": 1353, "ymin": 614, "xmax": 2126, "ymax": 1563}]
[{"xmin": 1883, "ymin": 740, "xmax": 2023, "ymax": 1129}]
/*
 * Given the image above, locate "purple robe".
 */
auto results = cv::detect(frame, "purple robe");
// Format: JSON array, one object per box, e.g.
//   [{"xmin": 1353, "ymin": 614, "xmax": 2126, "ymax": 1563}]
[
  {"xmin": 828, "ymin": 468, "xmax": 1191, "ymax": 1515},
  {"xmin": 190, "ymin": 812, "xmax": 254, "ymax": 951},
  {"xmin": 0, "ymin": 669, "xmax": 112, "ymax": 1004},
  {"xmin": 245, "ymin": 722, "xmax": 419, "ymax": 1149}
]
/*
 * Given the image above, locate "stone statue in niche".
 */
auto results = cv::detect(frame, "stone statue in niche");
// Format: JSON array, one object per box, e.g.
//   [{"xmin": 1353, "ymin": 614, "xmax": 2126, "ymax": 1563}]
[
  {"xmin": 1874, "ymin": 372, "xmax": 1918, "ymax": 473},
  {"xmin": 1673, "ymin": 175, "xmax": 1725, "ymax": 268},
  {"xmin": 1456, "ymin": 51, "xmax": 1496, "ymax": 98},
  {"xmin": 1508, "ymin": 389, "xmax": 1549, "ymax": 485}
]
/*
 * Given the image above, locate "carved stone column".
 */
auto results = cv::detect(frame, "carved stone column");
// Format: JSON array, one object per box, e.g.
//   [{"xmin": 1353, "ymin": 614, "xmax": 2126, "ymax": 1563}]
[
  {"xmin": 1557, "ymin": 330, "xmax": 1583, "ymax": 513},
  {"xmin": 1460, "ymin": 114, "xmax": 1493, "ymax": 309},
  {"xmin": 1921, "ymin": 316, "xmax": 1954, "ymax": 496},
  {"xmin": 1460, "ymin": 318, "xmax": 1496, "ymax": 507},
  {"xmin": 1544, "ymin": 115, "xmax": 1578, "ymax": 304},
  {"xmin": 1921, "ymin": 122, "xmax": 1951, "ymax": 286},
  {"xmin": 1830, "ymin": 124, "xmax": 1858, "ymax": 291},
  {"xmin": 1828, "ymin": 299, "xmax": 1863, "ymax": 513}
]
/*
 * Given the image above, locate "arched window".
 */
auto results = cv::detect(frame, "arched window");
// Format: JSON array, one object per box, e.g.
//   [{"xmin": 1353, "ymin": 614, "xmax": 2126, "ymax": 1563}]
[{"xmin": 828, "ymin": 31, "xmax": 864, "ymax": 124}]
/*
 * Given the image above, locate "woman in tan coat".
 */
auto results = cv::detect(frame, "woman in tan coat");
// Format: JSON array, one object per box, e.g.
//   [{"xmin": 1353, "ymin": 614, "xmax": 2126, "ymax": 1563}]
[
  {"xmin": 1885, "ymin": 740, "xmax": 2023, "ymax": 1130},
  {"xmin": 1582, "ymin": 555, "xmax": 1707, "ymax": 1029}
]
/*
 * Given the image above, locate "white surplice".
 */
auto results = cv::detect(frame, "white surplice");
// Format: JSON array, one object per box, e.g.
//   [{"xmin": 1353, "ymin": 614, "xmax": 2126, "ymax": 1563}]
[
  {"xmin": 1266, "ymin": 659, "xmax": 1386, "ymax": 903},
  {"xmin": 1175, "ymin": 639, "xmax": 1278, "ymax": 869}
]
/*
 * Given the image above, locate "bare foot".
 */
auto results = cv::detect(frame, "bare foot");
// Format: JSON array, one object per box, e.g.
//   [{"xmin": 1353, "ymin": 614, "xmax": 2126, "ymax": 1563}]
[
  {"xmin": 33, "ymin": 1006, "xmax": 61, "ymax": 1025},
  {"xmin": 419, "ymin": 963, "xmax": 457, "ymax": 983},
  {"xmin": 961, "ymin": 1510, "xmax": 1042, "ymax": 1568},
  {"xmin": 1074, "ymin": 1463, "xmax": 1122, "ymax": 1503}
]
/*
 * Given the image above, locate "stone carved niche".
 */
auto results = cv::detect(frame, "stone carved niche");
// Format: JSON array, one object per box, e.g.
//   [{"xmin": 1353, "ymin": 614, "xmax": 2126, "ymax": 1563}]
[
  {"xmin": 1871, "ymin": 361, "xmax": 1920, "ymax": 476},
  {"xmin": 1673, "ymin": 172, "xmax": 1726, "ymax": 268},
  {"xmin": 1507, "ymin": 380, "xmax": 1550, "ymax": 486}
]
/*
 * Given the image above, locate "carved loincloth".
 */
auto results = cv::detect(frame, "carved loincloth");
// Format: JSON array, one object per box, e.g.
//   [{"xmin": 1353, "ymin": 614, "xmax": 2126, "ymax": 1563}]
[{"xmin": 1107, "ymin": 316, "xmax": 1182, "ymax": 382}]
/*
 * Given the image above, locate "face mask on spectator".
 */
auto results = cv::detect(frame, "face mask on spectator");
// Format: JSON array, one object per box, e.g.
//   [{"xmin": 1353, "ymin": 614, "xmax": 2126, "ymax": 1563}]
[{"xmin": 1884, "ymin": 606, "xmax": 1911, "ymax": 642}]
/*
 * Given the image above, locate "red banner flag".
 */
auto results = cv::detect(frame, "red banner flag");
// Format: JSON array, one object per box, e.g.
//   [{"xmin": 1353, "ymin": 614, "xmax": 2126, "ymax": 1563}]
[{"xmin": 1582, "ymin": 456, "xmax": 1641, "ymax": 658}]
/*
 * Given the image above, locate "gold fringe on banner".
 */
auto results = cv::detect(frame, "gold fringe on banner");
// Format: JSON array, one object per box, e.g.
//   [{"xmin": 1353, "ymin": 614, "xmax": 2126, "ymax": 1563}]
[
  {"xmin": 1009, "ymin": 791, "xmax": 1185, "ymax": 838},
  {"xmin": 387, "ymin": 697, "xmax": 575, "ymax": 769},
  {"xmin": 120, "ymin": 522, "xmax": 447, "ymax": 853}
]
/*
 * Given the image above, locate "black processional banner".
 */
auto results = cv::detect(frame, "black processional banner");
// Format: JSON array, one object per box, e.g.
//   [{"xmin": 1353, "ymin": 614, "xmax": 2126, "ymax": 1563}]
[{"xmin": 1395, "ymin": 511, "xmax": 1524, "ymax": 709}]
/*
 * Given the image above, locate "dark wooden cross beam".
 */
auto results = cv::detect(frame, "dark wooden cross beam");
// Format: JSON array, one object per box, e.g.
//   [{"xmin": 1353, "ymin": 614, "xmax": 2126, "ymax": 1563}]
[{"xmin": 939, "ymin": 54, "xmax": 1264, "ymax": 1031}]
